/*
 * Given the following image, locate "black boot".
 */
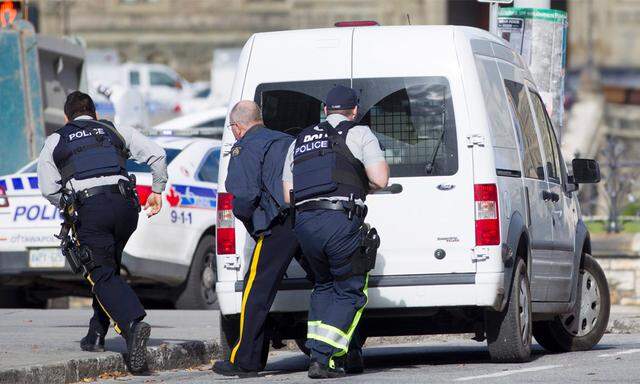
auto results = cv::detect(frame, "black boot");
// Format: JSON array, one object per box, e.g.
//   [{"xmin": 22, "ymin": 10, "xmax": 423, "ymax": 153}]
[
  {"xmin": 345, "ymin": 348, "xmax": 364, "ymax": 374},
  {"xmin": 80, "ymin": 319, "xmax": 107, "ymax": 352},
  {"xmin": 212, "ymin": 360, "xmax": 258, "ymax": 378},
  {"xmin": 80, "ymin": 329, "xmax": 106, "ymax": 352},
  {"xmin": 122, "ymin": 320, "xmax": 151, "ymax": 374},
  {"xmin": 308, "ymin": 358, "xmax": 345, "ymax": 379}
]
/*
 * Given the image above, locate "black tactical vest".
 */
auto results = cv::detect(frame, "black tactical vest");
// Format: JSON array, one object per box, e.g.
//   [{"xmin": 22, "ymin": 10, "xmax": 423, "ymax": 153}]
[
  {"xmin": 292, "ymin": 120, "xmax": 369, "ymax": 202},
  {"xmin": 52, "ymin": 119, "xmax": 129, "ymax": 185}
]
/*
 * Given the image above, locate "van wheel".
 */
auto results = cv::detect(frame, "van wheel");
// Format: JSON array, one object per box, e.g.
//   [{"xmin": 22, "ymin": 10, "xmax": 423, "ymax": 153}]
[
  {"xmin": 485, "ymin": 257, "xmax": 532, "ymax": 363},
  {"xmin": 175, "ymin": 235, "xmax": 218, "ymax": 309},
  {"xmin": 533, "ymin": 254, "xmax": 610, "ymax": 353},
  {"xmin": 0, "ymin": 287, "xmax": 47, "ymax": 308}
]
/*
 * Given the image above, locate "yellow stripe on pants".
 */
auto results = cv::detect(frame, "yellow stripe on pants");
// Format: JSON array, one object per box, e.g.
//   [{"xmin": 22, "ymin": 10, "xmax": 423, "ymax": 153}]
[
  {"xmin": 230, "ymin": 235, "xmax": 264, "ymax": 363},
  {"xmin": 86, "ymin": 273, "xmax": 122, "ymax": 334}
]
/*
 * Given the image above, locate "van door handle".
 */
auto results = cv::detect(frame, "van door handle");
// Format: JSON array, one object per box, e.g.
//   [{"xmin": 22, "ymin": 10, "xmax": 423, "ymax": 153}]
[{"xmin": 371, "ymin": 183, "xmax": 403, "ymax": 195}]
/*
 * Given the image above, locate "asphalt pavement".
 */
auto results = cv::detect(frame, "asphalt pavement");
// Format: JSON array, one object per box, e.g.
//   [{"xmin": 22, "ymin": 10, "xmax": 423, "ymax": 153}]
[{"xmin": 96, "ymin": 333, "xmax": 640, "ymax": 383}]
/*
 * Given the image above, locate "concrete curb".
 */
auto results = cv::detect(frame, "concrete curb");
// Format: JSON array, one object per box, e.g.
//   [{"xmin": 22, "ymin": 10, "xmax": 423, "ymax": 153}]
[{"xmin": 0, "ymin": 340, "xmax": 220, "ymax": 384}]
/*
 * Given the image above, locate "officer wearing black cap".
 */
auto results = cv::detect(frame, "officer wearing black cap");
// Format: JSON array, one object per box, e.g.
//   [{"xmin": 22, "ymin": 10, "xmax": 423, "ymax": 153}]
[
  {"xmin": 213, "ymin": 100, "xmax": 310, "ymax": 378},
  {"xmin": 37, "ymin": 91, "xmax": 167, "ymax": 374},
  {"xmin": 283, "ymin": 85, "xmax": 389, "ymax": 379}
]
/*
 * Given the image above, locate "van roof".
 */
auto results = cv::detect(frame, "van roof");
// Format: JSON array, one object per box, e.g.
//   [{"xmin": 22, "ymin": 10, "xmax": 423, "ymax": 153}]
[{"xmin": 251, "ymin": 25, "xmax": 507, "ymax": 48}]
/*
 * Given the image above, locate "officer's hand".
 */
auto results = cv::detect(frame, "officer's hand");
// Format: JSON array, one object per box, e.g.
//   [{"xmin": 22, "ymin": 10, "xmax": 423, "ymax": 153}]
[{"xmin": 144, "ymin": 192, "xmax": 163, "ymax": 217}]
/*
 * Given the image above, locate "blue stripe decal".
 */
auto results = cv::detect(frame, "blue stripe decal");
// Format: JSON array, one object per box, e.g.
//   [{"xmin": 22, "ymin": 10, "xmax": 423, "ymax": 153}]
[
  {"xmin": 172, "ymin": 185, "xmax": 217, "ymax": 209},
  {"xmin": 28, "ymin": 177, "xmax": 38, "ymax": 189},
  {"xmin": 0, "ymin": 180, "xmax": 5, "ymax": 190},
  {"xmin": 11, "ymin": 178, "xmax": 24, "ymax": 190}
]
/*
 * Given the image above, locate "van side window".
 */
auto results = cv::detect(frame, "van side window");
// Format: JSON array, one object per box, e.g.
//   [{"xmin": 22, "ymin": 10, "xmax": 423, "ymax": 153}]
[
  {"xmin": 529, "ymin": 91, "xmax": 561, "ymax": 184},
  {"xmin": 504, "ymin": 80, "xmax": 545, "ymax": 181},
  {"xmin": 255, "ymin": 80, "xmax": 349, "ymax": 135},
  {"xmin": 356, "ymin": 77, "xmax": 458, "ymax": 177}
]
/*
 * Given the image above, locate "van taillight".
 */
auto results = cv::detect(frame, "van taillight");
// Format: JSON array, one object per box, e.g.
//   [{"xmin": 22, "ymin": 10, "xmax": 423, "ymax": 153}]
[
  {"xmin": 217, "ymin": 192, "xmax": 236, "ymax": 255},
  {"xmin": 474, "ymin": 184, "xmax": 500, "ymax": 246},
  {"xmin": 135, "ymin": 185, "xmax": 152, "ymax": 206},
  {"xmin": 0, "ymin": 186, "xmax": 8, "ymax": 208}
]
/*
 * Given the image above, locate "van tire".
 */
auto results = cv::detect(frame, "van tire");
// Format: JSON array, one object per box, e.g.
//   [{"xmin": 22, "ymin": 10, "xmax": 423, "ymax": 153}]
[
  {"xmin": 175, "ymin": 235, "xmax": 218, "ymax": 310},
  {"xmin": 533, "ymin": 254, "xmax": 610, "ymax": 353},
  {"xmin": 485, "ymin": 257, "xmax": 532, "ymax": 363}
]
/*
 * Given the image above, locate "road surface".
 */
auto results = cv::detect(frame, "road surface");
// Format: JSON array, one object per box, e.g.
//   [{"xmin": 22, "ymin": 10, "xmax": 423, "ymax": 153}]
[{"xmin": 97, "ymin": 333, "xmax": 640, "ymax": 383}]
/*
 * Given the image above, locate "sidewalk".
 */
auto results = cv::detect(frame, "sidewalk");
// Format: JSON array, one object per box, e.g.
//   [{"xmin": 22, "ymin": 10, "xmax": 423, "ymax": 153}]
[
  {"xmin": 0, "ymin": 309, "xmax": 220, "ymax": 384},
  {"xmin": 0, "ymin": 305, "xmax": 639, "ymax": 384}
]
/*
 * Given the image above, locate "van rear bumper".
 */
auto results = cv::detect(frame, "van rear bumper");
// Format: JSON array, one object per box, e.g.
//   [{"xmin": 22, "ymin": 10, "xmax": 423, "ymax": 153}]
[{"xmin": 216, "ymin": 271, "xmax": 504, "ymax": 315}]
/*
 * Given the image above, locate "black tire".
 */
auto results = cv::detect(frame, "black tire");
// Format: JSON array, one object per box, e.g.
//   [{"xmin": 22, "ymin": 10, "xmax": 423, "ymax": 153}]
[
  {"xmin": 533, "ymin": 253, "xmax": 610, "ymax": 353},
  {"xmin": 485, "ymin": 257, "xmax": 532, "ymax": 363},
  {"xmin": 174, "ymin": 235, "xmax": 218, "ymax": 309}
]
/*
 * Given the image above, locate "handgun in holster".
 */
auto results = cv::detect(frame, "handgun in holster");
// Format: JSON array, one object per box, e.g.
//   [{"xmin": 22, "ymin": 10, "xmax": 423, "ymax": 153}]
[
  {"xmin": 55, "ymin": 189, "xmax": 97, "ymax": 276},
  {"xmin": 351, "ymin": 223, "xmax": 380, "ymax": 275},
  {"xmin": 118, "ymin": 174, "xmax": 141, "ymax": 212}
]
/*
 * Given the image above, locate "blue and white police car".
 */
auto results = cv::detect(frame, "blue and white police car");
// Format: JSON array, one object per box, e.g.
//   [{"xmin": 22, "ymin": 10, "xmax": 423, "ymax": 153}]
[{"xmin": 0, "ymin": 136, "xmax": 221, "ymax": 309}]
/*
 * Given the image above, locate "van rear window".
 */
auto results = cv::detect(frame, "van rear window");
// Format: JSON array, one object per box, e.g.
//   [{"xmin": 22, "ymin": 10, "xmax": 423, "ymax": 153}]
[{"xmin": 255, "ymin": 77, "xmax": 458, "ymax": 177}]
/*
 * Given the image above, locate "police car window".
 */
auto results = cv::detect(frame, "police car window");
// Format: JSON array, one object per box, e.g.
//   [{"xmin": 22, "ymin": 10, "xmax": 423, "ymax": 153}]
[
  {"xmin": 195, "ymin": 117, "xmax": 225, "ymax": 128},
  {"xmin": 129, "ymin": 71, "xmax": 140, "ymax": 86},
  {"xmin": 197, "ymin": 149, "xmax": 221, "ymax": 183},
  {"xmin": 255, "ymin": 80, "xmax": 350, "ymax": 135},
  {"xmin": 150, "ymin": 71, "xmax": 176, "ymax": 87},
  {"xmin": 355, "ymin": 77, "xmax": 458, "ymax": 177},
  {"xmin": 504, "ymin": 80, "xmax": 545, "ymax": 181},
  {"xmin": 20, "ymin": 162, "xmax": 38, "ymax": 173},
  {"xmin": 529, "ymin": 90, "xmax": 561, "ymax": 184},
  {"xmin": 126, "ymin": 148, "xmax": 181, "ymax": 173}
]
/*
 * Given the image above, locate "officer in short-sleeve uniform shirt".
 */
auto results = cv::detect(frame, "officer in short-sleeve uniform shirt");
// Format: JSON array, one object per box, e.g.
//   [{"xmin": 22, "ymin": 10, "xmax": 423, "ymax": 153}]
[
  {"xmin": 282, "ymin": 85, "xmax": 389, "ymax": 379},
  {"xmin": 37, "ymin": 91, "xmax": 167, "ymax": 374}
]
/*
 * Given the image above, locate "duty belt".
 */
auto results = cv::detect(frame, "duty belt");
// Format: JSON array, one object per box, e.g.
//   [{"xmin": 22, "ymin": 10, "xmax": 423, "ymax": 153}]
[
  {"xmin": 296, "ymin": 200, "xmax": 367, "ymax": 219},
  {"xmin": 75, "ymin": 184, "xmax": 121, "ymax": 203}
]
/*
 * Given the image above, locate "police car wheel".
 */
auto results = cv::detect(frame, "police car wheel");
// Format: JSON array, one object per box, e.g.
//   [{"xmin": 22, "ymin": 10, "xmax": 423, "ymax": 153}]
[
  {"xmin": 533, "ymin": 254, "xmax": 610, "ymax": 353},
  {"xmin": 174, "ymin": 235, "xmax": 218, "ymax": 310}
]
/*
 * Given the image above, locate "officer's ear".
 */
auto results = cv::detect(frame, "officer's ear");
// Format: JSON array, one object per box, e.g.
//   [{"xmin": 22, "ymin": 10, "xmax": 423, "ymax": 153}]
[
  {"xmin": 64, "ymin": 115, "xmax": 69, "ymax": 123},
  {"xmin": 323, "ymin": 105, "xmax": 329, "ymax": 117},
  {"xmin": 352, "ymin": 106, "xmax": 359, "ymax": 120}
]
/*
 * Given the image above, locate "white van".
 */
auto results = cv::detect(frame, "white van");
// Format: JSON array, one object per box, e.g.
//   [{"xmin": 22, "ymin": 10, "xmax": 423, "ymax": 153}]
[{"xmin": 215, "ymin": 24, "xmax": 609, "ymax": 363}]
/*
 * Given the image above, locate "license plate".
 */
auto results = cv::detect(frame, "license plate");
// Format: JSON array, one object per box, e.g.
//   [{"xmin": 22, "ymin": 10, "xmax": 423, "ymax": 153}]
[{"xmin": 28, "ymin": 248, "xmax": 66, "ymax": 268}]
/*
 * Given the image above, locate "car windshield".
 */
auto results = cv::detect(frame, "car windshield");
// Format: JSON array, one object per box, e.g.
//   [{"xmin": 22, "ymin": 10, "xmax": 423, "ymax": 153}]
[
  {"xmin": 255, "ymin": 77, "xmax": 458, "ymax": 177},
  {"xmin": 126, "ymin": 148, "xmax": 181, "ymax": 173}
]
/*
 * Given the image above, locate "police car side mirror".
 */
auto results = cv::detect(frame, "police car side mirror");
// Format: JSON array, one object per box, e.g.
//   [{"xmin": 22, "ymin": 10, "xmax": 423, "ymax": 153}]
[{"xmin": 371, "ymin": 183, "xmax": 403, "ymax": 195}]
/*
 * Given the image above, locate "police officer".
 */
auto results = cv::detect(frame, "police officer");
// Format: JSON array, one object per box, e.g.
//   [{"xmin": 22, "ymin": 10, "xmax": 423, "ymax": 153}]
[
  {"xmin": 283, "ymin": 85, "xmax": 389, "ymax": 379},
  {"xmin": 37, "ymin": 91, "xmax": 167, "ymax": 374},
  {"xmin": 213, "ymin": 100, "xmax": 308, "ymax": 378}
]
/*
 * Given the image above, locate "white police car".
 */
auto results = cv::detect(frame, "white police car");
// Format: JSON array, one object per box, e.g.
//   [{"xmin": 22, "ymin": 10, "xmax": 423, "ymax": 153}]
[
  {"xmin": 216, "ymin": 24, "xmax": 610, "ymax": 362},
  {"xmin": 0, "ymin": 136, "xmax": 221, "ymax": 309}
]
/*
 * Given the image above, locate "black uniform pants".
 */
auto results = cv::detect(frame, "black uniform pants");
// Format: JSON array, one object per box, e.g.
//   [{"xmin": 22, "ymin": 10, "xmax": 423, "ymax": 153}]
[
  {"xmin": 230, "ymin": 216, "xmax": 303, "ymax": 371},
  {"xmin": 75, "ymin": 191, "xmax": 146, "ymax": 335}
]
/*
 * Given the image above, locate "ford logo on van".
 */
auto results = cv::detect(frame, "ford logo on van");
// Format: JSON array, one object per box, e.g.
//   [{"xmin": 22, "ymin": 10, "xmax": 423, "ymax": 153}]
[{"xmin": 437, "ymin": 184, "xmax": 455, "ymax": 191}]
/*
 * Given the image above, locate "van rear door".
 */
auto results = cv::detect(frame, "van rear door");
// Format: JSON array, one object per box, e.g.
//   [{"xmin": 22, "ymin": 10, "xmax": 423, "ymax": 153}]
[{"xmin": 352, "ymin": 27, "xmax": 477, "ymax": 276}]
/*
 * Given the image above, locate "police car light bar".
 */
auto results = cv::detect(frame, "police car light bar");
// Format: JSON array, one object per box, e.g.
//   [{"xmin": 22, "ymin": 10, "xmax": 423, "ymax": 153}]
[{"xmin": 335, "ymin": 20, "xmax": 379, "ymax": 27}]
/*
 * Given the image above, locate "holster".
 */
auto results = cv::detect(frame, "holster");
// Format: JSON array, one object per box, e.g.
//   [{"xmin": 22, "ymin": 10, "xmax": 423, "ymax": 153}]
[
  {"xmin": 336, "ymin": 223, "xmax": 380, "ymax": 280},
  {"xmin": 56, "ymin": 189, "xmax": 99, "ymax": 276},
  {"xmin": 118, "ymin": 174, "xmax": 141, "ymax": 212}
]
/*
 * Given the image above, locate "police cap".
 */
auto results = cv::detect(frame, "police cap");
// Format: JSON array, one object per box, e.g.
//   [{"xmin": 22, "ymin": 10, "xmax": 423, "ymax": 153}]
[{"xmin": 326, "ymin": 85, "xmax": 359, "ymax": 110}]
